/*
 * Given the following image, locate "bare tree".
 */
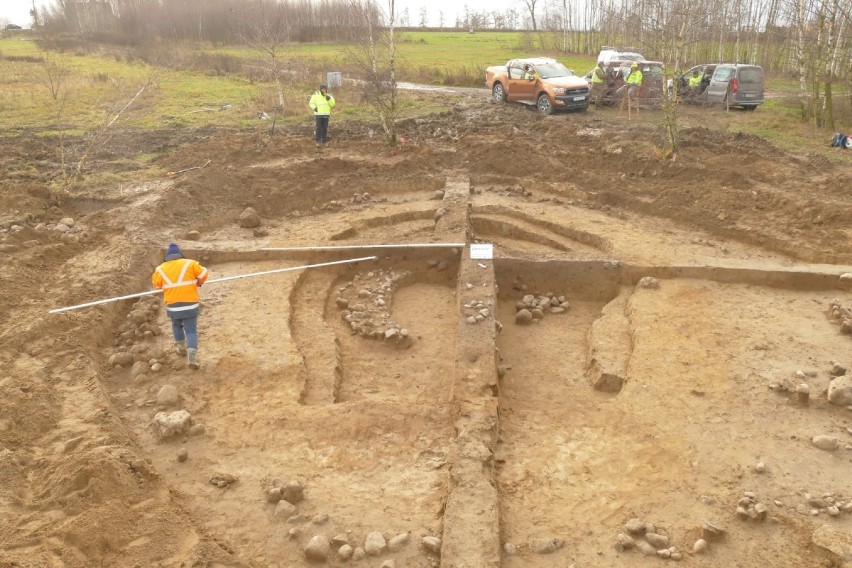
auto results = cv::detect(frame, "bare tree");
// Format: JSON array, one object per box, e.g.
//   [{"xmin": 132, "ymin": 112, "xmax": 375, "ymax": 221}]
[
  {"xmin": 419, "ymin": 6, "xmax": 428, "ymax": 26},
  {"xmin": 39, "ymin": 52, "xmax": 73, "ymax": 186},
  {"xmin": 523, "ymin": 0, "xmax": 539, "ymax": 29},
  {"xmin": 438, "ymin": 10, "xmax": 444, "ymax": 27},
  {"xmin": 347, "ymin": 0, "xmax": 399, "ymax": 144},
  {"xmin": 237, "ymin": 0, "xmax": 294, "ymax": 112}
]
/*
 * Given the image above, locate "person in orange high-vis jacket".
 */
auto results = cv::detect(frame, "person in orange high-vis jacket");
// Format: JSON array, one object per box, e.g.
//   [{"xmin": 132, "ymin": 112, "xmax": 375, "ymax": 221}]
[{"xmin": 151, "ymin": 243, "xmax": 208, "ymax": 369}]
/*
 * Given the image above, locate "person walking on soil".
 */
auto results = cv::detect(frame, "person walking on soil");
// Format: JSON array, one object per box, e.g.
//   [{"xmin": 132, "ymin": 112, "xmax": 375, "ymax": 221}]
[
  {"xmin": 151, "ymin": 243, "xmax": 208, "ymax": 369},
  {"xmin": 618, "ymin": 62, "xmax": 643, "ymax": 119},
  {"xmin": 590, "ymin": 60, "xmax": 607, "ymax": 108},
  {"xmin": 309, "ymin": 84, "xmax": 336, "ymax": 145}
]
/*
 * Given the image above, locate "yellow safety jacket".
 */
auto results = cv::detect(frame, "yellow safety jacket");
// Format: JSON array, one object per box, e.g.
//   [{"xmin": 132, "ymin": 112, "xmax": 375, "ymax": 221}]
[
  {"xmin": 626, "ymin": 69, "xmax": 643, "ymax": 86},
  {"xmin": 151, "ymin": 258, "xmax": 208, "ymax": 311},
  {"xmin": 309, "ymin": 91, "xmax": 336, "ymax": 116},
  {"xmin": 591, "ymin": 67, "xmax": 606, "ymax": 83},
  {"xmin": 688, "ymin": 75, "xmax": 701, "ymax": 87}
]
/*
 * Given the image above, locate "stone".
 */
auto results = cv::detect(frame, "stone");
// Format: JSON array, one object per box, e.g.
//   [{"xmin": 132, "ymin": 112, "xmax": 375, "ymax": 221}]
[
  {"xmin": 830, "ymin": 364, "xmax": 847, "ymax": 377},
  {"xmin": 209, "ymin": 474, "xmax": 237, "ymax": 488},
  {"xmin": 109, "ymin": 352, "xmax": 135, "ymax": 367},
  {"xmin": 288, "ymin": 514, "xmax": 309, "ymax": 524},
  {"xmin": 188, "ymin": 424, "xmax": 206, "ymax": 436},
  {"xmin": 755, "ymin": 461, "xmax": 766, "ymax": 473},
  {"xmin": 624, "ymin": 518, "xmax": 646, "ymax": 534},
  {"xmin": 336, "ymin": 297, "xmax": 349, "ymax": 309},
  {"xmin": 177, "ymin": 448, "xmax": 188, "ymax": 462},
  {"xmin": 503, "ymin": 542, "xmax": 517, "ymax": 555},
  {"xmin": 59, "ymin": 217, "xmax": 75, "ymax": 227},
  {"xmin": 422, "ymin": 536, "xmax": 442, "ymax": 554},
  {"xmin": 283, "ymin": 480, "xmax": 304, "ymax": 504},
  {"xmin": 828, "ymin": 506, "xmax": 841, "ymax": 516},
  {"xmin": 550, "ymin": 307, "xmax": 566, "ymax": 314},
  {"xmin": 131, "ymin": 360, "xmax": 148, "ymax": 378},
  {"xmin": 238, "ymin": 207, "xmax": 261, "ymax": 228},
  {"xmin": 736, "ymin": 506, "xmax": 749, "ymax": 519},
  {"xmin": 828, "ymin": 375, "xmax": 852, "ymax": 406},
  {"xmin": 388, "ymin": 532, "xmax": 410, "ymax": 552},
  {"xmin": 331, "ymin": 533, "xmax": 350, "ymax": 547},
  {"xmin": 304, "ymin": 535, "xmax": 330, "ymax": 561},
  {"xmin": 351, "ymin": 547, "xmax": 366, "ymax": 561},
  {"xmin": 312, "ymin": 513, "xmax": 329, "ymax": 525},
  {"xmin": 813, "ymin": 435, "xmax": 838, "ymax": 451},
  {"xmin": 702, "ymin": 521, "xmax": 725, "ymax": 541},
  {"xmin": 657, "ymin": 548, "xmax": 671, "ymax": 558},
  {"xmin": 433, "ymin": 190, "xmax": 445, "ymax": 200},
  {"xmin": 466, "ymin": 316, "xmax": 477, "ymax": 325},
  {"xmin": 364, "ymin": 531, "xmax": 387, "ymax": 556},
  {"xmin": 515, "ymin": 309, "xmax": 533, "ymax": 324},
  {"xmin": 156, "ymin": 385, "xmax": 179, "ymax": 407},
  {"xmin": 694, "ymin": 539, "xmax": 708, "ymax": 554},
  {"xmin": 266, "ymin": 487, "xmax": 283, "ymax": 504},
  {"xmin": 185, "ymin": 230, "xmax": 201, "ymax": 241},
  {"xmin": 274, "ymin": 500, "xmax": 297, "ymax": 518},
  {"xmin": 638, "ymin": 276, "xmax": 659, "ymax": 289},
  {"xmin": 380, "ymin": 561, "xmax": 395, "ymax": 568},
  {"xmin": 338, "ymin": 544, "xmax": 353, "ymax": 559},
  {"xmin": 531, "ymin": 308, "xmax": 544, "ymax": 320},
  {"xmin": 615, "ymin": 533, "xmax": 634, "ymax": 551},
  {"xmin": 645, "ymin": 533, "xmax": 669, "ymax": 548},
  {"xmin": 55, "ymin": 223, "xmax": 71, "ymax": 233},
  {"xmin": 812, "ymin": 524, "xmax": 852, "ymax": 563},
  {"xmin": 153, "ymin": 410, "xmax": 192, "ymax": 439},
  {"xmin": 754, "ymin": 502, "xmax": 768, "ymax": 520},
  {"xmin": 635, "ymin": 539, "xmax": 657, "ymax": 556},
  {"xmin": 531, "ymin": 538, "xmax": 563, "ymax": 554}
]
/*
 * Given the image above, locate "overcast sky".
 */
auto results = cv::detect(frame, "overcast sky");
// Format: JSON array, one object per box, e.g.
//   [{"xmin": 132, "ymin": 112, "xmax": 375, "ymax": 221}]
[{"xmin": 0, "ymin": 0, "xmax": 521, "ymax": 28}]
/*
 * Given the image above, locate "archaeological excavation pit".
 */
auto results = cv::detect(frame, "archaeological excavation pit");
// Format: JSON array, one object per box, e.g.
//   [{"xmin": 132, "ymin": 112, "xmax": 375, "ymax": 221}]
[{"xmin": 88, "ymin": 171, "xmax": 852, "ymax": 568}]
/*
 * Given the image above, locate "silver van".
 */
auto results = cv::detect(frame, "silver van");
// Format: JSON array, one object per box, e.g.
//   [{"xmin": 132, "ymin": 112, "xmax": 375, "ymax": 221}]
[{"xmin": 704, "ymin": 64, "xmax": 764, "ymax": 110}]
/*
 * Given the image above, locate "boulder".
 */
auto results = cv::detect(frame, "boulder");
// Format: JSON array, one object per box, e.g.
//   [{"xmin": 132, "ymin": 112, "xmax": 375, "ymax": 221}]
[
  {"xmin": 364, "ymin": 531, "xmax": 387, "ymax": 556},
  {"xmin": 828, "ymin": 375, "xmax": 852, "ymax": 406},
  {"xmin": 153, "ymin": 410, "xmax": 192, "ymax": 439},
  {"xmin": 304, "ymin": 535, "xmax": 330, "ymax": 561},
  {"xmin": 239, "ymin": 207, "xmax": 261, "ymax": 228},
  {"xmin": 274, "ymin": 500, "xmax": 297, "ymax": 518},
  {"xmin": 515, "ymin": 309, "xmax": 533, "ymax": 324},
  {"xmin": 283, "ymin": 480, "xmax": 304, "ymax": 504}
]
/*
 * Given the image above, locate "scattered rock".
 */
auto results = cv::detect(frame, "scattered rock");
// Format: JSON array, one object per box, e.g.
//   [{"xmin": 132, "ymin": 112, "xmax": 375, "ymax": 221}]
[
  {"xmin": 813, "ymin": 435, "xmax": 838, "ymax": 451},
  {"xmin": 830, "ymin": 364, "xmax": 847, "ymax": 377},
  {"xmin": 364, "ymin": 531, "xmax": 387, "ymax": 556},
  {"xmin": 156, "ymin": 384, "xmax": 179, "ymax": 407},
  {"xmin": 422, "ymin": 536, "xmax": 442, "ymax": 554},
  {"xmin": 266, "ymin": 487, "xmax": 283, "ymax": 504},
  {"xmin": 238, "ymin": 207, "xmax": 261, "ymax": 228},
  {"xmin": 614, "ymin": 533, "xmax": 634, "ymax": 552},
  {"xmin": 176, "ymin": 448, "xmax": 188, "ymax": 462},
  {"xmin": 283, "ymin": 480, "xmax": 304, "ymax": 504},
  {"xmin": 645, "ymin": 533, "xmax": 669, "ymax": 548},
  {"xmin": 209, "ymin": 474, "xmax": 237, "ymax": 488},
  {"xmin": 338, "ymin": 544, "xmax": 354, "ymax": 560},
  {"xmin": 515, "ymin": 309, "xmax": 533, "ymax": 324},
  {"xmin": 702, "ymin": 521, "xmax": 725, "ymax": 541},
  {"xmin": 331, "ymin": 533, "xmax": 350, "ymax": 547},
  {"xmin": 694, "ymin": 539, "xmax": 708, "ymax": 554},
  {"xmin": 188, "ymin": 423, "xmax": 206, "ymax": 436},
  {"xmin": 755, "ymin": 461, "xmax": 766, "ymax": 473},
  {"xmin": 185, "ymin": 230, "xmax": 201, "ymax": 241},
  {"xmin": 59, "ymin": 217, "xmax": 75, "ymax": 227},
  {"xmin": 109, "ymin": 352, "xmax": 135, "ymax": 367},
  {"xmin": 812, "ymin": 524, "xmax": 852, "ymax": 564},
  {"xmin": 638, "ymin": 276, "xmax": 659, "ymax": 289},
  {"xmin": 388, "ymin": 532, "xmax": 410, "ymax": 552},
  {"xmin": 635, "ymin": 539, "xmax": 657, "ymax": 556},
  {"xmin": 274, "ymin": 500, "xmax": 297, "ymax": 518},
  {"xmin": 625, "ymin": 518, "xmax": 647, "ymax": 534},
  {"xmin": 352, "ymin": 547, "xmax": 366, "ymax": 561},
  {"xmin": 304, "ymin": 535, "xmax": 330, "ymax": 561},
  {"xmin": 131, "ymin": 360, "xmax": 148, "ymax": 378},
  {"xmin": 312, "ymin": 513, "xmax": 329, "ymax": 525},
  {"xmin": 828, "ymin": 375, "xmax": 852, "ymax": 406},
  {"xmin": 153, "ymin": 410, "xmax": 192, "ymax": 440},
  {"xmin": 531, "ymin": 537, "xmax": 563, "ymax": 554}
]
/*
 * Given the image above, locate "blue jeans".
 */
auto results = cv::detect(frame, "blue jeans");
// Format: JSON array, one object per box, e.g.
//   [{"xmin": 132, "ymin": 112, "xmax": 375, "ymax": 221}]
[{"xmin": 170, "ymin": 314, "xmax": 198, "ymax": 349}]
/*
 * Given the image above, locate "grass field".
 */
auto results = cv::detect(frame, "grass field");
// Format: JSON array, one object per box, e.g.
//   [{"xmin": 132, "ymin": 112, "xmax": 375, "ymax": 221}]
[{"xmin": 1, "ymin": 32, "xmax": 848, "ymax": 167}]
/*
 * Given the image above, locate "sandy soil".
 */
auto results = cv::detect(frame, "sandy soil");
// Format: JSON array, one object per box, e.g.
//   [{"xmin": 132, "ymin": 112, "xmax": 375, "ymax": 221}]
[{"xmin": 1, "ymin": 92, "xmax": 852, "ymax": 568}]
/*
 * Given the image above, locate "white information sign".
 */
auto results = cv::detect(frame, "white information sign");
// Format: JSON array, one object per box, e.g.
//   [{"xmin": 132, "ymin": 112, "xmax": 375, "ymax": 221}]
[{"xmin": 470, "ymin": 243, "xmax": 493, "ymax": 260}]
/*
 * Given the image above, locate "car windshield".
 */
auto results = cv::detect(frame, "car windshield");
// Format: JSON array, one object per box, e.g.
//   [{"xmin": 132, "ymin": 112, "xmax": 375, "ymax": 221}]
[
  {"xmin": 619, "ymin": 53, "xmax": 645, "ymax": 62},
  {"xmin": 535, "ymin": 62, "xmax": 575, "ymax": 79}
]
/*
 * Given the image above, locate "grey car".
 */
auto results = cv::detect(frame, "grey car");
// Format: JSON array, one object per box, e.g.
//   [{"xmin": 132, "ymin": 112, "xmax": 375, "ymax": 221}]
[{"xmin": 704, "ymin": 64, "xmax": 764, "ymax": 110}]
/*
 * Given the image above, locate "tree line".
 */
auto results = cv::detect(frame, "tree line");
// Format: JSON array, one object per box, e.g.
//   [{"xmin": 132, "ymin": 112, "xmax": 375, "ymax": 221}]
[{"xmin": 33, "ymin": 0, "xmax": 850, "ymax": 127}]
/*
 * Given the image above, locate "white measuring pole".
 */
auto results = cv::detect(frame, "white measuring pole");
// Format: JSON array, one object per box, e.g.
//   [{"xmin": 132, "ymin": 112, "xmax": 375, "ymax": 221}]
[
  {"xmin": 262, "ymin": 242, "xmax": 465, "ymax": 252},
  {"xmin": 49, "ymin": 256, "xmax": 377, "ymax": 314}
]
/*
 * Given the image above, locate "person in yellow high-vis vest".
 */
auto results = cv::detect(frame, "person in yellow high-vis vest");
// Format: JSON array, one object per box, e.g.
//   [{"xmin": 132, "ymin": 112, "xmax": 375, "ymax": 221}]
[
  {"xmin": 309, "ymin": 84, "xmax": 336, "ymax": 145},
  {"xmin": 151, "ymin": 243, "xmax": 208, "ymax": 369}
]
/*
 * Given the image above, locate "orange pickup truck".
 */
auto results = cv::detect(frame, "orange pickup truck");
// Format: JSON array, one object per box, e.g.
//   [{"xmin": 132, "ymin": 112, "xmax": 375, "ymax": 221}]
[{"xmin": 486, "ymin": 57, "xmax": 590, "ymax": 114}]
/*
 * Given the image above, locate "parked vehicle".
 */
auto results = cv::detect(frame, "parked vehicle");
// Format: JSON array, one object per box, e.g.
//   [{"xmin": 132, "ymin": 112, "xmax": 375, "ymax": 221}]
[
  {"xmin": 584, "ymin": 60, "xmax": 665, "ymax": 106},
  {"xmin": 672, "ymin": 64, "xmax": 717, "ymax": 101},
  {"xmin": 704, "ymin": 64, "xmax": 764, "ymax": 110},
  {"xmin": 486, "ymin": 57, "xmax": 590, "ymax": 115},
  {"xmin": 596, "ymin": 46, "xmax": 646, "ymax": 64}
]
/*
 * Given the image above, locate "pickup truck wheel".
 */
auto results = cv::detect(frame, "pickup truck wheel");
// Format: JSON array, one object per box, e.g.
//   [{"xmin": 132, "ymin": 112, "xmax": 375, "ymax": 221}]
[
  {"xmin": 492, "ymin": 83, "xmax": 507, "ymax": 103},
  {"xmin": 537, "ymin": 94, "xmax": 553, "ymax": 115}
]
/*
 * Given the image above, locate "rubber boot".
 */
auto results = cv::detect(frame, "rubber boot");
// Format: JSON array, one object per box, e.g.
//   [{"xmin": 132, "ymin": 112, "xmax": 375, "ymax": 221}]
[
  {"xmin": 175, "ymin": 340, "xmax": 187, "ymax": 356},
  {"xmin": 187, "ymin": 348, "xmax": 199, "ymax": 370}
]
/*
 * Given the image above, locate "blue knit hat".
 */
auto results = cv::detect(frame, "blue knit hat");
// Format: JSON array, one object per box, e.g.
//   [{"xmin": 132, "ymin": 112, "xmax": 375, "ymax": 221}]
[{"xmin": 164, "ymin": 242, "xmax": 183, "ymax": 260}]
